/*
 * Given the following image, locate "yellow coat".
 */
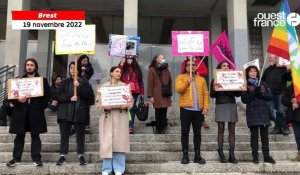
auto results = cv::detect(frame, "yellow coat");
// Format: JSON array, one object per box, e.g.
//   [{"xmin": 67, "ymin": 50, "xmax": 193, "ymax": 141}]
[{"xmin": 175, "ymin": 74, "xmax": 209, "ymax": 110}]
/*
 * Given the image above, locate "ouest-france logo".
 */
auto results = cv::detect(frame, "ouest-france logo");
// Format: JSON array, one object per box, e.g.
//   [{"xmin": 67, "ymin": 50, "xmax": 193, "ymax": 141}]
[{"xmin": 253, "ymin": 12, "xmax": 300, "ymax": 27}]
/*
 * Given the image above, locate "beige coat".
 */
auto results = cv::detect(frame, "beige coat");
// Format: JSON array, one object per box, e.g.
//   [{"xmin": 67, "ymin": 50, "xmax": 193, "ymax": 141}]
[{"xmin": 98, "ymin": 81, "xmax": 133, "ymax": 158}]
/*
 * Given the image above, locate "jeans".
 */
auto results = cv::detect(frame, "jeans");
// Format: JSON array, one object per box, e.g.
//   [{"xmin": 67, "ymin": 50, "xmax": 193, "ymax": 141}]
[
  {"xmin": 102, "ymin": 152, "xmax": 126, "ymax": 174},
  {"xmin": 180, "ymin": 108, "xmax": 203, "ymax": 151},
  {"xmin": 270, "ymin": 93, "xmax": 288, "ymax": 130},
  {"xmin": 13, "ymin": 133, "xmax": 41, "ymax": 162},
  {"xmin": 59, "ymin": 121, "xmax": 85, "ymax": 154},
  {"xmin": 129, "ymin": 94, "xmax": 139, "ymax": 129},
  {"xmin": 249, "ymin": 126, "xmax": 270, "ymax": 159},
  {"xmin": 155, "ymin": 108, "xmax": 168, "ymax": 132},
  {"xmin": 292, "ymin": 122, "xmax": 300, "ymax": 152}
]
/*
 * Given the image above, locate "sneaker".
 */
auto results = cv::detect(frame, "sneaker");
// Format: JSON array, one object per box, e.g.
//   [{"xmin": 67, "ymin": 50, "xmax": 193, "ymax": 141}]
[
  {"xmin": 282, "ymin": 128, "xmax": 290, "ymax": 135},
  {"xmin": 115, "ymin": 172, "xmax": 123, "ymax": 175},
  {"xmin": 33, "ymin": 160, "xmax": 43, "ymax": 167},
  {"xmin": 56, "ymin": 156, "xmax": 67, "ymax": 165},
  {"xmin": 6, "ymin": 159, "xmax": 20, "ymax": 167},
  {"xmin": 79, "ymin": 155, "xmax": 86, "ymax": 165},
  {"xmin": 270, "ymin": 128, "xmax": 282, "ymax": 134},
  {"xmin": 264, "ymin": 156, "xmax": 276, "ymax": 164}
]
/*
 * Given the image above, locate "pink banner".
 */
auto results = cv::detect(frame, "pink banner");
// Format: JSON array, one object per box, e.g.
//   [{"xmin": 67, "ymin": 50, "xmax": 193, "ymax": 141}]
[
  {"xmin": 172, "ymin": 31, "xmax": 209, "ymax": 56},
  {"xmin": 210, "ymin": 31, "xmax": 236, "ymax": 70}
]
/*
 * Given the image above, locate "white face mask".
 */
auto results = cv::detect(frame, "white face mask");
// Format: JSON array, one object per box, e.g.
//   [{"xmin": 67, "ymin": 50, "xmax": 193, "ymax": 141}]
[{"xmin": 127, "ymin": 59, "xmax": 133, "ymax": 65}]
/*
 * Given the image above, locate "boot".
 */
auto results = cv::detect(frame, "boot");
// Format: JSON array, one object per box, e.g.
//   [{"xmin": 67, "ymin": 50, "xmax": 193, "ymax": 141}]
[
  {"xmin": 228, "ymin": 149, "xmax": 238, "ymax": 164},
  {"xmin": 264, "ymin": 156, "xmax": 276, "ymax": 164},
  {"xmin": 217, "ymin": 148, "xmax": 227, "ymax": 163},
  {"xmin": 194, "ymin": 149, "xmax": 206, "ymax": 164},
  {"xmin": 293, "ymin": 153, "xmax": 300, "ymax": 162},
  {"xmin": 181, "ymin": 150, "xmax": 189, "ymax": 164}
]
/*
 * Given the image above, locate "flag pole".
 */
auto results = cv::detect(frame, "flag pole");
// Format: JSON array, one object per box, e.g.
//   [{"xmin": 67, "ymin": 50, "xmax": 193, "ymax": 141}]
[
  {"xmin": 258, "ymin": 52, "xmax": 268, "ymax": 86},
  {"xmin": 190, "ymin": 57, "xmax": 192, "ymax": 100},
  {"xmin": 196, "ymin": 56, "xmax": 205, "ymax": 70}
]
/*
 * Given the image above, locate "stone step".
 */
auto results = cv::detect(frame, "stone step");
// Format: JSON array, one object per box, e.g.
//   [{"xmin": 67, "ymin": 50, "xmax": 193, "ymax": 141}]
[
  {"xmin": 0, "ymin": 133, "xmax": 295, "ymax": 143},
  {"xmin": 0, "ymin": 151, "xmax": 298, "ymax": 163},
  {"xmin": 0, "ymin": 161, "xmax": 300, "ymax": 174},
  {"xmin": 0, "ymin": 141, "xmax": 296, "ymax": 152}
]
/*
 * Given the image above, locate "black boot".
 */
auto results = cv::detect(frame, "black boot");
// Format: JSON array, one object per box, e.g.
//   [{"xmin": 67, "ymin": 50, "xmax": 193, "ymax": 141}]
[
  {"xmin": 217, "ymin": 148, "xmax": 227, "ymax": 163},
  {"xmin": 181, "ymin": 150, "xmax": 189, "ymax": 164},
  {"xmin": 194, "ymin": 149, "xmax": 206, "ymax": 164},
  {"xmin": 228, "ymin": 149, "xmax": 238, "ymax": 164}
]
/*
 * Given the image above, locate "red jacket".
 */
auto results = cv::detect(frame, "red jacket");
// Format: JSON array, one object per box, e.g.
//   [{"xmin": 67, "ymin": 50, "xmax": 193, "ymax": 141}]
[
  {"xmin": 181, "ymin": 58, "xmax": 208, "ymax": 76},
  {"xmin": 119, "ymin": 64, "xmax": 144, "ymax": 95}
]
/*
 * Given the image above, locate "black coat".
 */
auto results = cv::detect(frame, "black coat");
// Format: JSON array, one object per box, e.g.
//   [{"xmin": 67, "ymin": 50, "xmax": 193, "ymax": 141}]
[
  {"xmin": 9, "ymin": 76, "xmax": 51, "ymax": 134},
  {"xmin": 81, "ymin": 63, "xmax": 94, "ymax": 80},
  {"xmin": 55, "ymin": 78, "xmax": 95, "ymax": 124},
  {"xmin": 262, "ymin": 65, "xmax": 292, "ymax": 94},
  {"xmin": 241, "ymin": 82, "xmax": 273, "ymax": 127},
  {"xmin": 281, "ymin": 85, "xmax": 300, "ymax": 123},
  {"xmin": 210, "ymin": 79, "xmax": 241, "ymax": 104}
]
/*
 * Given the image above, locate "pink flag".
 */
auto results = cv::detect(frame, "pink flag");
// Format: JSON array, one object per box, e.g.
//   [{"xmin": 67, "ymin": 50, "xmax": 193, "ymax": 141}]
[{"xmin": 210, "ymin": 31, "xmax": 236, "ymax": 70}]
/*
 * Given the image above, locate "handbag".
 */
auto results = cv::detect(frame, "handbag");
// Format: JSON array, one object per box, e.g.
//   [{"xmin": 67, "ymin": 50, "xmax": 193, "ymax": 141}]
[
  {"xmin": 136, "ymin": 97, "xmax": 149, "ymax": 121},
  {"xmin": 156, "ymin": 70, "xmax": 172, "ymax": 97}
]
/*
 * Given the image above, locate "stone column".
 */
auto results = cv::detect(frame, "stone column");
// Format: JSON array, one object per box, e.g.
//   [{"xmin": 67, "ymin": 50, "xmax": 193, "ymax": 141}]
[
  {"xmin": 4, "ymin": 0, "xmax": 31, "ymax": 76},
  {"xmin": 37, "ymin": 30, "xmax": 53, "ymax": 79},
  {"xmin": 123, "ymin": 0, "xmax": 138, "ymax": 36},
  {"xmin": 227, "ymin": 0, "xmax": 249, "ymax": 69}
]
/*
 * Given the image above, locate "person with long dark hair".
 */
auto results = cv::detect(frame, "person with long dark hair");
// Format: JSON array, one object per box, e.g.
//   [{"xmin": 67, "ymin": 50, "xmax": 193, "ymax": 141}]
[
  {"xmin": 54, "ymin": 62, "xmax": 95, "ymax": 166},
  {"xmin": 119, "ymin": 55, "xmax": 144, "ymax": 134},
  {"xmin": 241, "ymin": 65, "xmax": 276, "ymax": 164},
  {"xmin": 210, "ymin": 61, "xmax": 240, "ymax": 163},
  {"xmin": 147, "ymin": 54, "xmax": 172, "ymax": 134},
  {"xmin": 6, "ymin": 58, "xmax": 51, "ymax": 167},
  {"xmin": 98, "ymin": 66, "xmax": 132, "ymax": 175}
]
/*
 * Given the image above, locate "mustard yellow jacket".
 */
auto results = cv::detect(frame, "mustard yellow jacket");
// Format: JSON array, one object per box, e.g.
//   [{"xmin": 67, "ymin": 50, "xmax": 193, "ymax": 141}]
[{"xmin": 175, "ymin": 74, "xmax": 209, "ymax": 110}]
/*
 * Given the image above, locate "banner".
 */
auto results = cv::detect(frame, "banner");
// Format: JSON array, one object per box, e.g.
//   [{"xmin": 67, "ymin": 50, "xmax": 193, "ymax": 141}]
[
  {"xmin": 210, "ymin": 31, "xmax": 236, "ymax": 70},
  {"xmin": 55, "ymin": 25, "xmax": 96, "ymax": 55},
  {"xmin": 7, "ymin": 77, "xmax": 44, "ymax": 99},
  {"xmin": 171, "ymin": 31, "xmax": 209, "ymax": 56}
]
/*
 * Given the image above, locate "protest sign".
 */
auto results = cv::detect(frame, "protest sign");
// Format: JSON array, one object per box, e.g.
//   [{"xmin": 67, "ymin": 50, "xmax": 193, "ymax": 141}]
[
  {"xmin": 243, "ymin": 59, "xmax": 260, "ymax": 70},
  {"xmin": 7, "ymin": 77, "xmax": 44, "ymax": 99},
  {"xmin": 99, "ymin": 85, "xmax": 131, "ymax": 107},
  {"xmin": 213, "ymin": 70, "xmax": 247, "ymax": 91}
]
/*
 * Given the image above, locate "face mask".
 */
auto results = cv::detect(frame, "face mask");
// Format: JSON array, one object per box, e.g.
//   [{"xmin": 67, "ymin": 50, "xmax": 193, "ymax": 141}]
[
  {"xmin": 127, "ymin": 59, "xmax": 133, "ymax": 65},
  {"xmin": 160, "ymin": 59, "xmax": 166, "ymax": 64}
]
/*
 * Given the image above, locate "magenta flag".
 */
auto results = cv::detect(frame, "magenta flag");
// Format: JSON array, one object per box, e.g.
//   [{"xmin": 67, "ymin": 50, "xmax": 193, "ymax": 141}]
[{"xmin": 210, "ymin": 31, "xmax": 236, "ymax": 70}]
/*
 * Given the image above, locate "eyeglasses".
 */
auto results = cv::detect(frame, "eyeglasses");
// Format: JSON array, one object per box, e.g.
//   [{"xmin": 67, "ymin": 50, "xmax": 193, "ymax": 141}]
[{"xmin": 186, "ymin": 64, "xmax": 196, "ymax": 67}]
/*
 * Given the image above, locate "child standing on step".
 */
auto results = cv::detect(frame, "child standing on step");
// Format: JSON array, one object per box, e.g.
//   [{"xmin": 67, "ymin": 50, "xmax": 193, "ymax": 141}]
[{"xmin": 241, "ymin": 66, "xmax": 276, "ymax": 164}]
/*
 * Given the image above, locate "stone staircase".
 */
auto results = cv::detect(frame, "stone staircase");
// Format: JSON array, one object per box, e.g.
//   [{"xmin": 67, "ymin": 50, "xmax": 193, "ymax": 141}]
[{"xmin": 0, "ymin": 103, "xmax": 300, "ymax": 174}]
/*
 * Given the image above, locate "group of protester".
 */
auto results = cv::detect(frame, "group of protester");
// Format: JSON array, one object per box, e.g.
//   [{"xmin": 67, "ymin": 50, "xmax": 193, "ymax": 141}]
[{"xmin": 1, "ymin": 52, "xmax": 299, "ymax": 175}]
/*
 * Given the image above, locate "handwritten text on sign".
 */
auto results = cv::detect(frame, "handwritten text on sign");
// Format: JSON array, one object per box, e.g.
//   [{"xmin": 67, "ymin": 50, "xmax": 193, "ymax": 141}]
[
  {"xmin": 7, "ymin": 77, "xmax": 44, "ymax": 99},
  {"xmin": 214, "ymin": 70, "xmax": 247, "ymax": 91},
  {"xmin": 99, "ymin": 85, "xmax": 131, "ymax": 107},
  {"xmin": 177, "ymin": 34, "xmax": 204, "ymax": 53},
  {"xmin": 55, "ymin": 25, "xmax": 96, "ymax": 54}
]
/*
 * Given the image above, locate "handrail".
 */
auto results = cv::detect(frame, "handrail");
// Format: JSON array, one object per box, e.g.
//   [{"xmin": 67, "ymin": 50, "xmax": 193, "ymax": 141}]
[{"xmin": 0, "ymin": 65, "xmax": 16, "ymax": 103}]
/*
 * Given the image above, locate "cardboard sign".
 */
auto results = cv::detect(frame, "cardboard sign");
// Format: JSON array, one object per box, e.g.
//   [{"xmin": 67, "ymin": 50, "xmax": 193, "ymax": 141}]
[
  {"xmin": 213, "ymin": 70, "xmax": 247, "ymax": 91},
  {"xmin": 55, "ymin": 25, "xmax": 96, "ymax": 55},
  {"xmin": 108, "ymin": 35, "xmax": 140, "ymax": 57},
  {"xmin": 243, "ymin": 59, "xmax": 260, "ymax": 70},
  {"xmin": 99, "ymin": 85, "xmax": 131, "ymax": 107},
  {"xmin": 172, "ymin": 31, "xmax": 209, "ymax": 56},
  {"xmin": 7, "ymin": 77, "xmax": 44, "ymax": 99},
  {"xmin": 126, "ymin": 36, "xmax": 140, "ymax": 56}
]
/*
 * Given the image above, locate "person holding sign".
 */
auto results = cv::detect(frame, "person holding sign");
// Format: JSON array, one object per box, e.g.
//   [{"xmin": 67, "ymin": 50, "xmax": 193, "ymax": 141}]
[
  {"xmin": 241, "ymin": 66, "xmax": 276, "ymax": 164},
  {"xmin": 54, "ymin": 62, "xmax": 95, "ymax": 166},
  {"xmin": 262, "ymin": 53, "xmax": 292, "ymax": 135},
  {"xmin": 98, "ymin": 66, "xmax": 133, "ymax": 175},
  {"xmin": 281, "ymin": 83, "xmax": 300, "ymax": 161},
  {"xmin": 147, "ymin": 54, "xmax": 172, "ymax": 134},
  {"xmin": 210, "ymin": 61, "xmax": 241, "ymax": 164},
  {"xmin": 6, "ymin": 58, "xmax": 51, "ymax": 167},
  {"xmin": 175, "ymin": 59, "xmax": 209, "ymax": 165},
  {"xmin": 181, "ymin": 56, "xmax": 208, "ymax": 77},
  {"xmin": 119, "ymin": 55, "xmax": 144, "ymax": 134}
]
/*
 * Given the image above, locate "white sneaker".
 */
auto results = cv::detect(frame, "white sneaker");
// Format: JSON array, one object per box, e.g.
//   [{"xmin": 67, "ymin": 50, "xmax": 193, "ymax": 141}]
[
  {"xmin": 115, "ymin": 172, "xmax": 123, "ymax": 175},
  {"xmin": 102, "ymin": 172, "xmax": 109, "ymax": 175}
]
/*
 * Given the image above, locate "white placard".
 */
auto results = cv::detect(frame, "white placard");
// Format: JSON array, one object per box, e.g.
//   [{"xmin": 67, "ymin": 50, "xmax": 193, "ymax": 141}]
[
  {"xmin": 214, "ymin": 70, "xmax": 247, "ymax": 91},
  {"xmin": 55, "ymin": 25, "xmax": 96, "ymax": 54},
  {"xmin": 99, "ymin": 85, "xmax": 131, "ymax": 107},
  {"xmin": 177, "ymin": 34, "xmax": 204, "ymax": 53},
  {"xmin": 278, "ymin": 57, "xmax": 290, "ymax": 66},
  {"xmin": 243, "ymin": 59, "xmax": 260, "ymax": 70},
  {"xmin": 7, "ymin": 77, "xmax": 44, "ymax": 99}
]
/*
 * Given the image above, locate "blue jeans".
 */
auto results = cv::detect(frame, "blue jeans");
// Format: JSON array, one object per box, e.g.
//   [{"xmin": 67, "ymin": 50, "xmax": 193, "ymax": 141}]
[
  {"xmin": 270, "ymin": 93, "xmax": 288, "ymax": 130},
  {"xmin": 129, "ymin": 94, "xmax": 139, "ymax": 129},
  {"xmin": 101, "ymin": 152, "xmax": 126, "ymax": 174},
  {"xmin": 293, "ymin": 122, "xmax": 300, "ymax": 152}
]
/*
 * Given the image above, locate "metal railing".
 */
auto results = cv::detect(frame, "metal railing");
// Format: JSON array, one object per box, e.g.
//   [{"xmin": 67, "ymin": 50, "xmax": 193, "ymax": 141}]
[{"xmin": 0, "ymin": 65, "xmax": 16, "ymax": 103}]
